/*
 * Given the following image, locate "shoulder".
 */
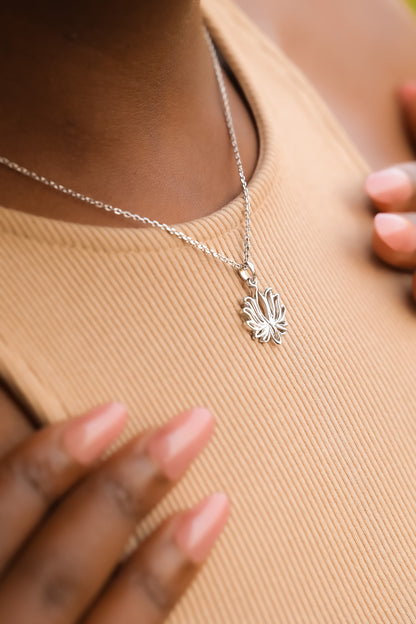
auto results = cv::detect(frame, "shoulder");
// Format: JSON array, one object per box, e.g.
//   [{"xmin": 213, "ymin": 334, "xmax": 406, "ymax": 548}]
[{"xmin": 231, "ymin": 0, "xmax": 279, "ymax": 43}]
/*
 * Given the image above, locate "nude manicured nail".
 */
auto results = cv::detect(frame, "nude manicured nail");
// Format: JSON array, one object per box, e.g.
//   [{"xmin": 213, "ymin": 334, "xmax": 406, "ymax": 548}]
[
  {"xmin": 374, "ymin": 213, "xmax": 416, "ymax": 253},
  {"xmin": 365, "ymin": 168, "xmax": 413, "ymax": 203},
  {"xmin": 63, "ymin": 402, "xmax": 127, "ymax": 464},
  {"xmin": 175, "ymin": 492, "xmax": 230, "ymax": 564},
  {"xmin": 147, "ymin": 407, "xmax": 214, "ymax": 480}
]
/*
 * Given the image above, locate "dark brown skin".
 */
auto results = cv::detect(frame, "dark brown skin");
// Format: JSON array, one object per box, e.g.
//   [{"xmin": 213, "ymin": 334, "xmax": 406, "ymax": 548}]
[
  {"xmin": 0, "ymin": 403, "xmax": 224, "ymax": 623},
  {"xmin": 1, "ymin": 0, "xmax": 416, "ymax": 412},
  {"xmin": 0, "ymin": 381, "xmax": 34, "ymax": 452},
  {"xmin": 1, "ymin": 0, "xmax": 416, "ymax": 618},
  {"xmin": 0, "ymin": 0, "xmax": 258, "ymax": 227}
]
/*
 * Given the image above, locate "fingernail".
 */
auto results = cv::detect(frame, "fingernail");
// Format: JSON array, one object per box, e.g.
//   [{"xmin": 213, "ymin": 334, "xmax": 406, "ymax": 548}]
[
  {"xmin": 365, "ymin": 168, "xmax": 413, "ymax": 203},
  {"xmin": 374, "ymin": 213, "xmax": 416, "ymax": 253},
  {"xmin": 398, "ymin": 81, "xmax": 416, "ymax": 104},
  {"xmin": 175, "ymin": 492, "xmax": 230, "ymax": 563},
  {"xmin": 147, "ymin": 407, "xmax": 214, "ymax": 480},
  {"xmin": 63, "ymin": 402, "xmax": 127, "ymax": 464}
]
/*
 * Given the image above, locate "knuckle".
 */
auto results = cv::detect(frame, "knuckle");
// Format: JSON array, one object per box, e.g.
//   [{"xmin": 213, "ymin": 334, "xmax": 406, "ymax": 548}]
[
  {"xmin": 41, "ymin": 570, "xmax": 81, "ymax": 611},
  {"xmin": 130, "ymin": 567, "xmax": 176, "ymax": 614},
  {"xmin": 98, "ymin": 474, "xmax": 143, "ymax": 520},
  {"xmin": 95, "ymin": 450, "xmax": 167, "ymax": 521},
  {"xmin": 3, "ymin": 453, "xmax": 57, "ymax": 503},
  {"xmin": 22, "ymin": 552, "xmax": 82, "ymax": 611}
]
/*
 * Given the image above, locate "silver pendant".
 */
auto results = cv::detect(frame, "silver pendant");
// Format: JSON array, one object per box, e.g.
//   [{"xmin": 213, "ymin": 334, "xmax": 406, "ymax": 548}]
[{"xmin": 238, "ymin": 262, "xmax": 288, "ymax": 345}]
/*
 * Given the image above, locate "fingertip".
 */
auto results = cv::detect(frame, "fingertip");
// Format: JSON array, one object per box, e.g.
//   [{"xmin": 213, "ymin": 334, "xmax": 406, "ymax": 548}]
[
  {"xmin": 147, "ymin": 407, "xmax": 215, "ymax": 481},
  {"xmin": 175, "ymin": 491, "xmax": 230, "ymax": 564},
  {"xmin": 193, "ymin": 406, "xmax": 216, "ymax": 430},
  {"xmin": 63, "ymin": 402, "xmax": 128, "ymax": 464},
  {"xmin": 374, "ymin": 213, "xmax": 416, "ymax": 253},
  {"xmin": 373, "ymin": 213, "xmax": 416, "ymax": 271},
  {"xmin": 365, "ymin": 168, "xmax": 413, "ymax": 205}
]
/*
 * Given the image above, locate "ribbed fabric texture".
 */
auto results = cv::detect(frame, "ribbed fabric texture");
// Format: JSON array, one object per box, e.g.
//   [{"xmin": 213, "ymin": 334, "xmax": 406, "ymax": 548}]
[{"xmin": 1, "ymin": 1, "xmax": 416, "ymax": 621}]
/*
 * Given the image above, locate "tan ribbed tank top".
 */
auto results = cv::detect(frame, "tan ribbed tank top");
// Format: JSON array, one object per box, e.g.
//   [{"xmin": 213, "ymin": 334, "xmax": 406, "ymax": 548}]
[{"xmin": 1, "ymin": 0, "xmax": 416, "ymax": 621}]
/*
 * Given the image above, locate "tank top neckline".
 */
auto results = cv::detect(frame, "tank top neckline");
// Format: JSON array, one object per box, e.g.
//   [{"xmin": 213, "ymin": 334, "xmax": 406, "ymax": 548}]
[{"xmin": 0, "ymin": 0, "xmax": 278, "ymax": 254}]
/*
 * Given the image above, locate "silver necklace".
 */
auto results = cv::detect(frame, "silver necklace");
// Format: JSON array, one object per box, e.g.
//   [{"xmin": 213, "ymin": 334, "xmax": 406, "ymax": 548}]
[{"xmin": 0, "ymin": 24, "xmax": 288, "ymax": 345}]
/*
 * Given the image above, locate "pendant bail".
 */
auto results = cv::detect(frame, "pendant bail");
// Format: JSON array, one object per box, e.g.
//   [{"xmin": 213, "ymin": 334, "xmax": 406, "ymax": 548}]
[{"xmin": 238, "ymin": 261, "xmax": 257, "ymax": 288}]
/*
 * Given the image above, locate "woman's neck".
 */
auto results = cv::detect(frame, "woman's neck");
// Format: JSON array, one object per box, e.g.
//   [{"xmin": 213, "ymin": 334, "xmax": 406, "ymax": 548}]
[{"xmin": 0, "ymin": 0, "xmax": 258, "ymax": 226}]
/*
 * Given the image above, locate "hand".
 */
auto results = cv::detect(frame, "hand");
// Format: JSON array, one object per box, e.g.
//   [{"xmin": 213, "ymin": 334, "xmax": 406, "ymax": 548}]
[
  {"xmin": 0, "ymin": 402, "xmax": 229, "ymax": 624},
  {"xmin": 365, "ymin": 82, "xmax": 416, "ymax": 301}
]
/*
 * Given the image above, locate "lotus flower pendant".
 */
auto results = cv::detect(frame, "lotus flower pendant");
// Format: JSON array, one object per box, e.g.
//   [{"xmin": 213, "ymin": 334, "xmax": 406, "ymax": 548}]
[{"xmin": 238, "ymin": 263, "xmax": 288, "ymax": 345}]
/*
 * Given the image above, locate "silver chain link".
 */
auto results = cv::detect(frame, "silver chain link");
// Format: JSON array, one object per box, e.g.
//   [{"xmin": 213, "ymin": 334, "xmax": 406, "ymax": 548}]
[{"xmin": 0, "ymin": 24, "xmax": 252, "ymax": 272}]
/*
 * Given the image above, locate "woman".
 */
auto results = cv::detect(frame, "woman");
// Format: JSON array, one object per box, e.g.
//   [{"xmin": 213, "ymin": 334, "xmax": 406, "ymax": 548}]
[{"xmin": 0, "ymin": 0, "xmax": 415, "ymax": 622}]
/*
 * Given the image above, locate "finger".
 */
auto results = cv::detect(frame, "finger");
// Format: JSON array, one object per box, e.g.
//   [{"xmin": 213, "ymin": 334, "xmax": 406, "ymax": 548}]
[
  {"xmin": 397, "ymin": 81, "xmax": 416, "ymax": 142},
  {"xmin": 84, "ymin": 493, "xmax": 230, "ymax": 624},
  {"xmin": 0, "ymin": 402, "xmax": 127, "ymax": 572},
  {"xmin": 413, "ymin": 272, "xmax": 416, "ymax": 302},
  {"xmin": 0, "ymin": 381, "xmax": 34, "ymax": 459},
  {"xmin": 0, "ymin": 407, "xmax": 214, "ymax": 624},
  {"xmin": 365, "ymin": 164, "xmax": 416, "ymax": 212},
  {"xmin": 372, "ymin": 213, "xmax": 416, "ymax": 270}
]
